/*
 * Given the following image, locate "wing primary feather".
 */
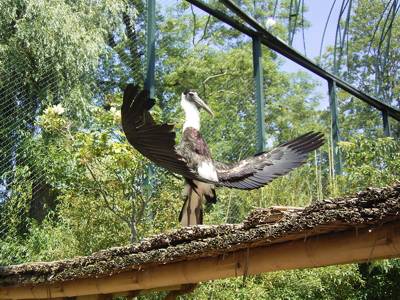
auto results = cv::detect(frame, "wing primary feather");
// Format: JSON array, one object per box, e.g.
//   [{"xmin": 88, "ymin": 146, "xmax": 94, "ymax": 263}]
[
  {"xmin": 122, "ymin": 85, "xmax": 325, "ymax": 191},
  {"xmin": 216, "ymin": 131, "xmax": 325, "ymax": 190}
]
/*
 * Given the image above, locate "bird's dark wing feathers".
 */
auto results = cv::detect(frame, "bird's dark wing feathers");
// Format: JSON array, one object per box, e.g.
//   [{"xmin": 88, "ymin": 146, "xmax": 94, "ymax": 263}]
[
  {"xmin": 121, "ymin": 84, "xmax": 325, "ymax": 189},
  {"xmin": 121, "ymin": 84, "xmax": 201, "ymax": 180},
  {"xmin": 214, "ymin": 132, "xmax": 324, "ymax": 190}
]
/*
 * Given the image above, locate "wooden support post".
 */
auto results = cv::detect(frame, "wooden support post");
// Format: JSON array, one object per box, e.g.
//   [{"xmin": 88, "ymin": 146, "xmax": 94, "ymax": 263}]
[
  {"xmin": 252, "ymin": 36, "xmax": 266, "ymax": 152},
  {"xmin": 2, "ymin": 221, "xmax": 400, "ymax": 299},
  {"xmin": 328, "ymin": 79, "xmax": 342, "ymax": 175}
]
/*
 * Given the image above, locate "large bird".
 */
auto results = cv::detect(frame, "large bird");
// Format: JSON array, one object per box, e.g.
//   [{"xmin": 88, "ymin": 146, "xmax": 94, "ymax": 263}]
[{"xmin": 121, "ymin": 84, "xmax": 324, "ymax": 226}]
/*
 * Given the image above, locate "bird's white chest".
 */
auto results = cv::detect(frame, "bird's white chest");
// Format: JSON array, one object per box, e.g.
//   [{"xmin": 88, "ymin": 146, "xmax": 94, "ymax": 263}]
[{"xmin": 198, "ymin": 161, "xmax": 218, "ymax": 182}]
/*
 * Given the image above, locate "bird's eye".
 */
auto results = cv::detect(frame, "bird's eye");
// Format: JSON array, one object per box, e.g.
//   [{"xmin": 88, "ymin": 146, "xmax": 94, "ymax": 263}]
[{"xmin": 188, "ymin": 92, "xmax": 194, "ymax": 96}]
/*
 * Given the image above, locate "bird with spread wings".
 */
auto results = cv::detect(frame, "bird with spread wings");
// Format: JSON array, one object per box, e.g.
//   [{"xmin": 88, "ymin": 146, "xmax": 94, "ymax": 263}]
[{"xmin": 121, "ymin": 84, "xmax": 324, "ymax": 226}]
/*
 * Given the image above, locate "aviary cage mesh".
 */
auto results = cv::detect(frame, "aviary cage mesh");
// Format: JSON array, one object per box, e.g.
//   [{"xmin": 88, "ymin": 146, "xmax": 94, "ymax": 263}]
[
  {"xmin": 0, "ymin": 1, "xmax": 259, "ymax": 264},
  {"xmin": 1, "ymin": 0, "xmax": 399, "ymax": 265}
]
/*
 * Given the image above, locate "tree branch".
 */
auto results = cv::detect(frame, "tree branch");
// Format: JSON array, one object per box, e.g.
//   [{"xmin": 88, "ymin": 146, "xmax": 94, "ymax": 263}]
[
  {"xmin": 195, "ymin": 15, "xmax": 211, "ymax": 46},
  {"xmin": 190, "ymin": 4, "xmax": 197, "ymax": 46},
  {"xmin": 201, "ymin": 71, "xmax": 228, "ymax": 94},
  {"xmin": 85, "ymin": 163, "xmax": 131, "ymax": 225}
]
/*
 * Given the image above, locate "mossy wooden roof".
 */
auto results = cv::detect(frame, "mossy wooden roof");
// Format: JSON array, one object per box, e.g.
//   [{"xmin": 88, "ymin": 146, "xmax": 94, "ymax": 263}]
[{"xmin": 1, "ymin": 183, "xmax": 400, "ymax": 299}]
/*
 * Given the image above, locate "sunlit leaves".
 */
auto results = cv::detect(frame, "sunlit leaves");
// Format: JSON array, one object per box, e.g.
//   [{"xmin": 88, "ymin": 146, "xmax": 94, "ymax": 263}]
[{"xmin": 339, "ymin": 135, "xmax": 400, "ymax": 191}]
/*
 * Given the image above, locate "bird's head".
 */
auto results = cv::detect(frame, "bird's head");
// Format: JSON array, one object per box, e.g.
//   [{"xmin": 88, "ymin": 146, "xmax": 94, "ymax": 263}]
[{"xmin": 181, "ymin": 89, "xmax": 214, "ymax": 117}]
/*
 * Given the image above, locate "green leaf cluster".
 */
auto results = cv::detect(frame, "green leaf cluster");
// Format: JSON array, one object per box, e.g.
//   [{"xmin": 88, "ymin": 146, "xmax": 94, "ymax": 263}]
[{"xmin": 0, "ymin": 0, "xmax": 400, "ymax": 299}]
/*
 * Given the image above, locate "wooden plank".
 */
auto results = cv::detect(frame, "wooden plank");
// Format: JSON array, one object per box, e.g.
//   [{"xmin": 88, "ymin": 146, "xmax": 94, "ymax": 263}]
[{"xmin": 1, "ymin": 221, "xmax": 400, "ymax": 299}]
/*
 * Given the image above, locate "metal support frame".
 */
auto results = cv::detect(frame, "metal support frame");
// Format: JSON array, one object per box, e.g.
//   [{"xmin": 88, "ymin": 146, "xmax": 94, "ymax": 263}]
[
  {"xmin": 144, "ymin": 0, "xmax": 156, "ymax": 195},
  {"xmin": 328, "ymin": 80, "xmax": 342, "ymax": 175},
  {"xmin": 145, "ymin": 0, "xmax": 156, "ymax": 98},
  {"xmin": 252, "ymin": 37, "xmax": 266, "ymax": 152},
  {"xmin": 187, "ymin": 0, "xmax": 400, "ymax": 122},
  {"xmin": 382, "ymin": 110, "xmax": 391, "ymax": 137}
]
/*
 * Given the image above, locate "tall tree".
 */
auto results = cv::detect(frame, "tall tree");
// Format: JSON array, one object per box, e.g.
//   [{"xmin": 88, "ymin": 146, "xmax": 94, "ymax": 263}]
[
  {"xmin": 322, "ymin": 0, "xmax": 400, "ymax": 138},
  {"xmin": 0, "ymin": 0, "xmax": 144, "ymax": 225}
]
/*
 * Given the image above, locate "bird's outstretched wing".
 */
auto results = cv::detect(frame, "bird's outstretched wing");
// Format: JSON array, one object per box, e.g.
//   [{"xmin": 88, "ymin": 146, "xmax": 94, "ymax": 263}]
[
  {"xmin": 214, "ymin": 132, "xmax": 324, "ymax": 190},
  {"xmin": 121, "ymin": 84, "xmax": 324, "ymax": 189},
  {"xmin": 121, "ymin": 84, "xmax": 201, "ymax": 180}
]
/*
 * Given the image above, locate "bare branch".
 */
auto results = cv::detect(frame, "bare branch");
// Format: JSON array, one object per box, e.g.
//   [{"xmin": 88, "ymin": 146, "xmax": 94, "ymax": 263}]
[
  {"xmin": 85, "ymin": 164, "xmax": 131, "ymax": 225},
  {"xmin": 201, "ymin": 71, "xmax": 228, "ymax": 94},
  {"xmin": 130, "ymin": 206, "xmax": 138, "ymax": 242},
  {"xmin": 190, "ymin": 4, "xmax": 197, "ymax": 46},
  {"xmin": 114, "ymin": 170, "xmax": 129, "ymax": 199},
  {"xmin": 137, "ymin": 188, "xmax": 149, "ymax": 222},
  {"xmin": 195, "ymin": 15, "xmax": 211, "ymax": 46}
]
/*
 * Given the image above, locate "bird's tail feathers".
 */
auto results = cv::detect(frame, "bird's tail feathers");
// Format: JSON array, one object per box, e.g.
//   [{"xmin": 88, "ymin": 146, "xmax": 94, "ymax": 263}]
[{"xmin": 203, "ymin": 184, "xmax": 217, "ymax": 204}]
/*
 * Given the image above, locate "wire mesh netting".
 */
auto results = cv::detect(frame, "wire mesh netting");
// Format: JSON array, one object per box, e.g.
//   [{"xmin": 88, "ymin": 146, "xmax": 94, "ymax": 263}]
[
  {"xmin": 1, "ymin": 0, "xmax": 399, "ymax": 266},
  {"xmin": 0, "ymin": 1, "xmax": 260, "ymax": 264},
  {"xmin": 0, "ymin": 1, "xmax": 150, "ymax": 262}
]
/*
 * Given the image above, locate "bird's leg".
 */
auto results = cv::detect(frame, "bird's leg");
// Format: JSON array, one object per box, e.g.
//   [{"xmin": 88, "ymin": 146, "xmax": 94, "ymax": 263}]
[
  {"xmin": 180, "ymin": 181, "xmax": 203, "ymax": 226},
  {"xmin": 195, "ymin": 205, "xmax": 203, "ymax": 224},
  {"xmin": 186, "ymin": 186, "xmax": 192, "ymax": 226}
]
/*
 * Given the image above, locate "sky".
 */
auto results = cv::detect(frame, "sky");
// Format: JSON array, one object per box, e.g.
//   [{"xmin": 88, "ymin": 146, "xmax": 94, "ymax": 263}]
[
  {"xmin": 290, "ymin": 0, "xmax": 340, "ymax": 61},
  {"xmin": 283, "ymin": 0, "xmax": 341, "ymax": 108},
  {"xmin": 160, "ymin": 0, "xmax": 342, "ymax": 109}
]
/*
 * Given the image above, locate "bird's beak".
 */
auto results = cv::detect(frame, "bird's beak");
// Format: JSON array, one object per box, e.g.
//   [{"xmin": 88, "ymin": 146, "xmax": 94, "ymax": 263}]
[{"xmin": 193, "ymin": 94, "xmax": 214, "ymax": 117}]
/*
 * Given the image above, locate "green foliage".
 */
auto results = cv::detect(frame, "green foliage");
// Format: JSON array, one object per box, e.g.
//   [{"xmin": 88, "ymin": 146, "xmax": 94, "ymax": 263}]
[
  {"xmin": 0, "ymin": 0, "xmax": 130, "ymax": 106},
  {"xmin": 358, "ymin": 260, "xmax": 400, "ymax": 300},
  {"xmin": 189, "ymin": 265, "xmax": 363, "ymax": 300},
  {"xmin": 0, "ymin": 166, "xmax": 32, "ymax": 236},
  {"xmin": 336, "ymin": 136, "xmax": 400, "ymax": 194},
  {"xmin": 322, "ymin": 1, "xmax": 400, "ymax": 137},
  {"xmin": 0, "ymin": 0, "xmax": 400, "ymax": 299}
]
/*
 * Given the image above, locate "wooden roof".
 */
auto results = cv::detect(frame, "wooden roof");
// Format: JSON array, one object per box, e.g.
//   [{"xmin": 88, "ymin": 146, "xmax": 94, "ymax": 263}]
[{"xmin": 1, "ymin": 183, "xmax": 400, "ymax": 299}]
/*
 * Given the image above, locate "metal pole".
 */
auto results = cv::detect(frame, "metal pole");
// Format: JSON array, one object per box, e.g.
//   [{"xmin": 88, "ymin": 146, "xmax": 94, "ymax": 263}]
[
  {"xmin": 193, "ymin": 0, "xmax": 400, "ymax": 121},
  {"xmin": 145, "ymin": 0, "xmax": 155, "ymax": 98},
  {"xmin": 144, "ymin": 0, "xmax": 156, "ymax": 199},
  {"xmin": 328, "ymin": 79, "xmax": 342, "ymax": 175},
  {"xmin": 252, "ymin": 36, "xmax": 266, "ymax": 152},
  {"xmin": 382, "ymin": 110, "xmax": 391, "ymax": 137}
]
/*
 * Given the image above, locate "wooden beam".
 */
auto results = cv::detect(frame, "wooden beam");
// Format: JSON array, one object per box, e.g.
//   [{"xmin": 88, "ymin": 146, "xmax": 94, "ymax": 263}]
[
  {"xmin": 76, "ymin": 295, "xmax": 112, "ymax": 300},
  {"xmin": 1, "ymin": 221, "xmax": 400, "ymax": 299}
]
